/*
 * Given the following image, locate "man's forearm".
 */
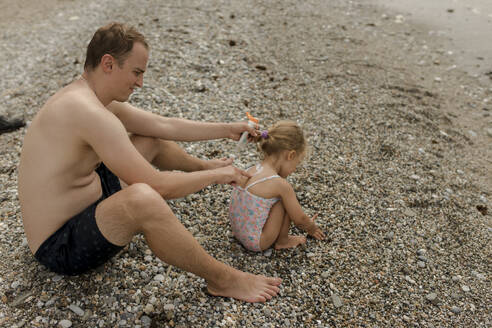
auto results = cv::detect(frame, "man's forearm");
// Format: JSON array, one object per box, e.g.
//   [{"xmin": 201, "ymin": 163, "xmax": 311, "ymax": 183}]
[
  {"xmin": 151, "ymin": 169, "xmax": 221, "ymax": 199},
  {"xmin": 157, "ymin": 118, "xmax": 230, "ymax": 141}
]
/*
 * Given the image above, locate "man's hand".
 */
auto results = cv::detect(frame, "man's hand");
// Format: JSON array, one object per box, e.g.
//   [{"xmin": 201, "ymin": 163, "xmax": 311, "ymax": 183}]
[
  {"xmin": 228, "ymin": 122, "xmax": 259, "ymax": 141},
  {"xmin": 213, "ymin": 165, "xmax": 251, "ymax": 186}
]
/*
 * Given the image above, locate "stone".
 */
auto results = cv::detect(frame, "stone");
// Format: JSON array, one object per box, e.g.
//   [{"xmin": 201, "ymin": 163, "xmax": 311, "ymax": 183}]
[
  {"xmin": 425, "ymin": 293, "xmax": 438, "ymax": 304},
  {"xmin": 486, "ymin": 128, "xmax": 492, "ymax": 137},
  {"xmin": 140, "ymin": 315, "xmax": 152, "ymax": 327},
  {"xmin": 52, "ymin": 275, "xmax": 63, "ymax": 282},
  {"xmin": 163, "ymin": 304, "xmax": 175, "ymax": 311},
  {"xmin": 331, "ymin": 294, "xmax": 343, "ymax": 308},
  {"xmin": 144, "ymin": 304, "xmax": 154, "ymax": 314},
  {"xmin": 154, "ymin": 274, "xmax": 165, "ymax": 282},
  {"xmin": 58, "ymin": 320, "xmax": 72, "ymax": 328},
  {"xmin": 68, "ymin": 304, "xmax": 84, "ymax": 316},
  {"xmin": 450, "ymin": 306, "xmax": 461, "ymax": 314},
  {"xmin": 404, "ymin": 208, "xmax": 416, "ymax": 217}
]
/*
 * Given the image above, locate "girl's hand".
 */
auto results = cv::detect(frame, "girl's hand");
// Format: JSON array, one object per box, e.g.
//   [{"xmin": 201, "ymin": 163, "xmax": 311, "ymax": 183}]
[{"xmin": 307, "ymin": 214, "xmax": 325, "ymax": 240}]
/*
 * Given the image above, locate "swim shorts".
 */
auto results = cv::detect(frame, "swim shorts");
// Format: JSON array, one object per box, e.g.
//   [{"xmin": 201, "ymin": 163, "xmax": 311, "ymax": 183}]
[{"xmin": 34, "ymin": 163, "xmax": 124, "ymax": 275}]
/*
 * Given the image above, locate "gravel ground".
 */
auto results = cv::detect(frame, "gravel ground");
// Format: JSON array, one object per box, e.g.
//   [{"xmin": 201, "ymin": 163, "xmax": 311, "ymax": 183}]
[{"xmin": 1, "ymin": 0, "xmax": 491, "ymax": 327}]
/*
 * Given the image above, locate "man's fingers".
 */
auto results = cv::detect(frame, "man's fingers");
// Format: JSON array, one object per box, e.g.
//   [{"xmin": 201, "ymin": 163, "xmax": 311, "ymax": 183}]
[
  {"xmin": 238, "ymin": 167, "xmax": 252, "ymax": 178},
  {"xmin": 220, "ymin": 157, "xmax": 234, "ymax": 165},
  {"xmin": 249, "ymin": 123, "xmax": 259, "ymax": 136}
]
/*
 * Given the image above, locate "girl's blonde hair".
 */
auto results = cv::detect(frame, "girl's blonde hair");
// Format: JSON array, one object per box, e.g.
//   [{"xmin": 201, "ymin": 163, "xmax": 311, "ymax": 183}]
[{"xmin": 256, "ymin": 120, "xmax": 307, "ymax": 157}]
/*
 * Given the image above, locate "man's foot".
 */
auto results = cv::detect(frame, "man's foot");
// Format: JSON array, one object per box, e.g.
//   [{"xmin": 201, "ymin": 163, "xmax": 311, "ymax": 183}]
[
  {"xmin": 206, "ymin": 269, "xmax": 282, "ymax": 303},
  {"xmin": 202, "ymin": 157, "xmax": 233, "ymax": 170},
  {"xmin": 0, "ymin": 115, "xmax": 25, "ymax": 134},
  {"xmin": 274, "ymin": 235, "xmax": 306, "ymax": 250}
]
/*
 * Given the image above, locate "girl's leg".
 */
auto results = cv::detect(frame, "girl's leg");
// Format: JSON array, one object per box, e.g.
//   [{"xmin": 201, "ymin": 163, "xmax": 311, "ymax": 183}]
[
  {"xmin": 259, "ymin": 202, "xmax": 307, "ymax": 251},
  {"xmin": 273, "ymin": 213, "xmax": 306, "ymax": 250},
  {"xmin": 259, "ymin": 202, "xmax": 285, "ymax": 251}
]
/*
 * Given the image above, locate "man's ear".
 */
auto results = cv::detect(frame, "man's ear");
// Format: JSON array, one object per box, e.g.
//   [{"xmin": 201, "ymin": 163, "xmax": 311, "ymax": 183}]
[
  {"xmin": 287, "ymin": 150, "xmax": 297, "ymax": 160},
  {"xmin": 100, "ymin": 54, "xmax": 114, "ymax": 73}
]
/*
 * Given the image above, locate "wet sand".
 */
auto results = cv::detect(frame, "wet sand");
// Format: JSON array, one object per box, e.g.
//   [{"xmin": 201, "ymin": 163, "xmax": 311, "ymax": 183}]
[{"xmin": 372, "ymin": 0, "xmax": 492, "ymax": 84}]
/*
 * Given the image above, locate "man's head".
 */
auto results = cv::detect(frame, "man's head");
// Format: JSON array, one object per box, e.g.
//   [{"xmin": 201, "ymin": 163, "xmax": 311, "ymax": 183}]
[
  {"xmin": 84, "ymin": 22, "xmax": 148, "ymax": 71},
  {"xmin": 84, "ymin": 23, "xmax": 149, "ymax": 103}
]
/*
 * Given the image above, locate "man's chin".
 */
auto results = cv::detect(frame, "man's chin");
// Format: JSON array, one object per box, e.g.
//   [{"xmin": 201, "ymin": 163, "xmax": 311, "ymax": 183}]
[{"xmin": 116, "ymin": 95, "xmax": 130, "ymax": 102}]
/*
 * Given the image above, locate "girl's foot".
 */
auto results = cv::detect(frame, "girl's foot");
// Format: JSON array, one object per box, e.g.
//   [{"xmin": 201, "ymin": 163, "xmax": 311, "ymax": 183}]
[{"xmin": 274, "ymin": 235, "xmax": 306, "ymax": 250}]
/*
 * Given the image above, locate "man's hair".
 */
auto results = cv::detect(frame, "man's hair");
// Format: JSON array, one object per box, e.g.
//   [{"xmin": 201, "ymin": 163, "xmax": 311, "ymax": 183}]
[
  {"xmin": 256, "ymin": 120, "xmax": 307, "ymax": 157},
  {"xmin": 84, "ymin": 22, "xmax": 149, "ymax": 71}
]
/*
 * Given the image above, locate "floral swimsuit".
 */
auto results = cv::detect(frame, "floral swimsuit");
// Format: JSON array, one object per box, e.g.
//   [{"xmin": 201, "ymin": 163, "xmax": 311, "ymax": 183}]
[{"xmin": 229, "ymin": 166, "xmax": 281, "ymax": 251}]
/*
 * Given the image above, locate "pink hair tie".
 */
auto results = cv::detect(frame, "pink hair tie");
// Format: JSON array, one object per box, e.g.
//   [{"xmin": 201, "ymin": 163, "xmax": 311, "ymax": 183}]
[{"xmin": 261, "ymin": 130, "xmax": 269, "ymax": 139}]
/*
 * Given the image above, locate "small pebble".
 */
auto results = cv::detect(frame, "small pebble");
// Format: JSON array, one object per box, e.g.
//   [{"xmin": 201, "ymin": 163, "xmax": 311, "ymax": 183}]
[
  {"xmin": 52, "ymin": 275, "xmax": 63, "ymax": 282},
  {"xmin": 140, "ymin": 316, "xmax": 152, "ymax": 327},
  {"xmin": 163, "ymin": 304, "xmax": 175, "ymax": 311},
  {"xmin": 59, "ymin": 320, "xmax": 72, "ymax": 328},
  {"xmin": 451, "ymin": 306, "xmax": 462, "ymax": 314},
  {"xmin": 154, "ymin": 274, "xmax": 165, "ymax": 282},
  {"xmin": 331, "ymin": 294, "xmax": 343, "ymax": 308},
  {"xmin": 144, "ymin": 304, "xmax": 154, "ymax": 314},
  {"xmin": 68, "ymin": 304, "xmax": 84, "ymax": 316},
  {"xmin": 426, "ymin": 293, "xmax": 438, "ymax": 303}
]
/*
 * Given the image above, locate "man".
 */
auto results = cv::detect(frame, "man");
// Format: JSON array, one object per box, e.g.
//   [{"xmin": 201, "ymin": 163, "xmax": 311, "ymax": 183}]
[
  {"xmin": 0, "ymin": 115, "xmax": 25, "ymax": 133},
  {"xmin": 18, "ymin": 22, "xmax": 281, "ymax": 303}
]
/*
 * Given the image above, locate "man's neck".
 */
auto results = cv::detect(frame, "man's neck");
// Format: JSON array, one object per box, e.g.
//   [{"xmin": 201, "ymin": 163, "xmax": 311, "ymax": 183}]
[{"xmin": 80, "ymin": 71, "xmax": 113, "ymax": 106}]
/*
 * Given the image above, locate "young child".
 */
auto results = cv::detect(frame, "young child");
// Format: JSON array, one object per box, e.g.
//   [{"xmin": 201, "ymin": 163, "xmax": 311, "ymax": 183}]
[{"xmin": 229, "ymin": 120, "xmax": 325, "ymax": 252}]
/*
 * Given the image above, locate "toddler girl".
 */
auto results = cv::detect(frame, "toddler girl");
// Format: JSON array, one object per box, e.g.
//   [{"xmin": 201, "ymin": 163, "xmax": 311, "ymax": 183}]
[{"xmin": 229, "ymin": 120, "xmax": 325, "ymax": 252}]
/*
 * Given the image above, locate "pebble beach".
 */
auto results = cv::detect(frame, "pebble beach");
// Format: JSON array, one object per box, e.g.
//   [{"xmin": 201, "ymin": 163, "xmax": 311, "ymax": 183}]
[{"xmin": 0, "ymin": 0, "xmax": 490, "ymax": 327}]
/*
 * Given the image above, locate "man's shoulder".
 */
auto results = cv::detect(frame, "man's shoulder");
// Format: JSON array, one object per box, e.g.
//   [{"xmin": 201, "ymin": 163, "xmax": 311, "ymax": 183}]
[{"xmin": 44, "ymin": 84, "xmax": 110, "ymax": 121}]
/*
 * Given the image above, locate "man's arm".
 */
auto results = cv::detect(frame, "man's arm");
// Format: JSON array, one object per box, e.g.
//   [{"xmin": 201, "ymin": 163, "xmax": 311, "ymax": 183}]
[
  {"xmin": 77, "ymin": 103, "xmax": 249, "ymax": 199},
  {"xmin": 108, "ymin": 101, "xmax": 256, "ymax": 141}
]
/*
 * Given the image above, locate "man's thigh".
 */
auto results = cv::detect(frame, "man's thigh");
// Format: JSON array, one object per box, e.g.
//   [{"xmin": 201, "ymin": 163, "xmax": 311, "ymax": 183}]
[
  {"xmin": 95, "ymin": 183, "xmax": 165, "ymax": 247},
  {"xmin": 34, "ymin": 199, "xmax": 124, "ymax": 275}
]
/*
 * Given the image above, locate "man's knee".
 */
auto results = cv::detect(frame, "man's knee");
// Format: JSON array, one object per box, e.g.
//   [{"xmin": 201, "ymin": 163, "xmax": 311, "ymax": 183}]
[
  {"xmin": 125, "ymin": 183, "xmax": 164, "ymax": 209},
  {"xmin": 131, "ymin": 134, "xmax": 159, "ymax": 151},
  {"xmin": 124, "ymin": 183, "xmax": 176, "ymax": 231}
]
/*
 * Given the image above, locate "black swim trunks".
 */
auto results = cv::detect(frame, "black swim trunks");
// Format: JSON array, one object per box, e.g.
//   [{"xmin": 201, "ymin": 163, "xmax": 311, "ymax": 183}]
[{"xmin": 34, "ymin": 163, "xmax": 124, "ymax": 275}]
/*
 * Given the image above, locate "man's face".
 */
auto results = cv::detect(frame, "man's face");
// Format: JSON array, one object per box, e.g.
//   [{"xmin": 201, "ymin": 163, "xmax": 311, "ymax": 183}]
[{"xmin": 112, "ymin": 42, "xmax": 149, "ymax": 102}]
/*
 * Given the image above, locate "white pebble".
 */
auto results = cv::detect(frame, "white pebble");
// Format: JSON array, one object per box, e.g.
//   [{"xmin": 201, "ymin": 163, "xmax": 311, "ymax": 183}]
[
  {"xmin": 59, "ymin": 319, "xmax": 72, "ymax": 328},
  {"xmin": 68, "ymin": 304, "xmax": 84, "ymax": 316},
  {"xmin": 154, "ymin": 274, "xmax": 165, "ymax": 282}
]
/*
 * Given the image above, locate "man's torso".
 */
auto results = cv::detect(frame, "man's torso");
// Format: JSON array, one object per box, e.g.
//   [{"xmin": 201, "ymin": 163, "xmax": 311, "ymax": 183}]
[{"xmin": 18, "ymin": 79, "xmax": 115, "ymax": 253}]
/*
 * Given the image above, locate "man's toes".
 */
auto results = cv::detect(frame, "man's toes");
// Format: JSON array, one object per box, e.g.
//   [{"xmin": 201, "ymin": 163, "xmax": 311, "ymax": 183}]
[{"xmin": 261, "ymin": 291, "xmax": 273, "ymax": 300}]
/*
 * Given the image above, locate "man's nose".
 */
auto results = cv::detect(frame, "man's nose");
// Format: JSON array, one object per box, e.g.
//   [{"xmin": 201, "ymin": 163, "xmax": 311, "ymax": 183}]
[{"xmin": 136, "ymin": 74, "xmax": 144, "ymax": 88}]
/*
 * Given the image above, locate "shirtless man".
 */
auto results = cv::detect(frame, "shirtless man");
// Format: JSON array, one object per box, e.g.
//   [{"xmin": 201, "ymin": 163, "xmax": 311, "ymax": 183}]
[{"xmin": 18, "ymin": 22, "xmax": 281, "ymax": 303}]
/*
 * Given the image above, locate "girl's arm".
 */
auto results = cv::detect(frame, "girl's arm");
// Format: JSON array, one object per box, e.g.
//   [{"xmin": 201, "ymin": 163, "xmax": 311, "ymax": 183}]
[{"xmin": 277, "ymin": 180, "xmax": 325, "ymax": 240}]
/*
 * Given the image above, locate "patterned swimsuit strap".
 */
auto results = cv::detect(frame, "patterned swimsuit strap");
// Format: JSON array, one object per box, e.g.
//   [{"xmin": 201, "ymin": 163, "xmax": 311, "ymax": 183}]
[{"xmin": 245, "ymin": 174, "xmax": 281, "ymax": 191}]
